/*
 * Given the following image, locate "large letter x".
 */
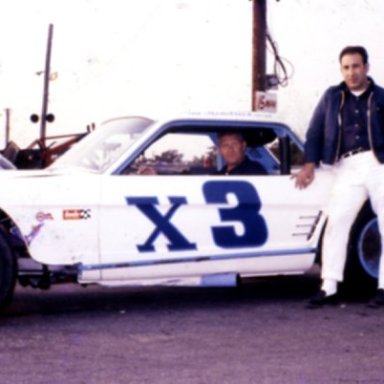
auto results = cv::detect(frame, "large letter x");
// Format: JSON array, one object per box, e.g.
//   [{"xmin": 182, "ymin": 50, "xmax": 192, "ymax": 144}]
[{"xmin": 126, "ymin": 196, "xmax": 196, "ymax": 252}]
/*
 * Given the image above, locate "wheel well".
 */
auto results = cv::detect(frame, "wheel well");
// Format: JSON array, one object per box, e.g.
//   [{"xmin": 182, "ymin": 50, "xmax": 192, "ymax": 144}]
[
  {"xmin": 0, "ymin": 208, "xmax": 29, "ymax": 259},
  {"xmin": 314, "ymin": 218, "xmax": 327, "ymax": 264},
  {"xmin": 0, "ymin": 209, "xmax": 78, "ymax": 289},
  {"xmin": 314, "ymin": 200, "xmax": 374, "ymax": 265},
  {"xmin": 342, "ymin": 200, "xmax": 378, "ymax": 296},
  {"xmin": 348, "ymin": 200, "xmax": 376, "ymax": 239},
  {"xmin": 0, "ymin": 227, "xmax": 18, "ymax": 311}
]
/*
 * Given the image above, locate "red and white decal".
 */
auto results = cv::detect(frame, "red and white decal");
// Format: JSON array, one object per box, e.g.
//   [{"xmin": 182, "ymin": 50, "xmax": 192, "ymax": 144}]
[{"xmin": 63, "ymin": 209, "xmax": 91, "ymax": 220}]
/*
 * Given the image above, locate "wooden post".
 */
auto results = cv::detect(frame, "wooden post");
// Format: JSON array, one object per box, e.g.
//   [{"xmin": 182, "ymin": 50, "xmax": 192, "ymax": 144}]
[
  {"xmin": 251, "ymin": 0, "xmax": 267, "ymax": 111},
  {"xmin": 40, "ymin": 24, "xmax": 54, "ymax": 148},
  {"xmin": 4, "ymin": 108, "xmax": 11, "ymax": 145}
]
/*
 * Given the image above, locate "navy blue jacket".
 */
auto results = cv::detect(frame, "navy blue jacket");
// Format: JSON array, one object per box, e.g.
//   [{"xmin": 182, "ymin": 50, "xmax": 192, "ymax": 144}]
[
  {"xmin": 304, "ymin": 78, "xmax": 384, "ymax": 165},
  {"xmin": 217, "ymin": 157, "xmax": 267, "ymax": 175}
]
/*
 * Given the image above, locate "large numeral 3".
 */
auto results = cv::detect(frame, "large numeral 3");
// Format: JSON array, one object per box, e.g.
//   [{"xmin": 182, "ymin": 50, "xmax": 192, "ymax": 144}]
[{"xmin": 203, "ymin": 181, "xmax": 268, "ymax": 248}]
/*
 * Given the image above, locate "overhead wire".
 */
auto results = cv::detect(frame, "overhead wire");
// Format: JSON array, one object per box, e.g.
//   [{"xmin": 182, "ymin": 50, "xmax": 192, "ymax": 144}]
[{"xmin": 266, "ymin": 31, "xmax": 294, "ymax": 87}]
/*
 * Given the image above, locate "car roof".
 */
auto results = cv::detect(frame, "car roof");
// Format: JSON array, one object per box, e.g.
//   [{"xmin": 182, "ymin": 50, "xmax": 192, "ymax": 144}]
[
  {"xmin": 156, "ymin": 110, "xmax": 286, "ymax": 125},
  {"xmin": 101, "ymin": 111, "xmax": 285, "ymax": 126}
]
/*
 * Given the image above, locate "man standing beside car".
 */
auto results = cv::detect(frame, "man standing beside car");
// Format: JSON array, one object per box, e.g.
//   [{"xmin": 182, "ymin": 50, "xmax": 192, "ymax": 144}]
[{"xmin": 294, "ymin": 45, "xmax": 384, "ymax": 308}]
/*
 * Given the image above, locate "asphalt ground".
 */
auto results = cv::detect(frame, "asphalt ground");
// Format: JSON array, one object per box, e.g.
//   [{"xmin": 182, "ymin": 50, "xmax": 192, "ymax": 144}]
[{"xmin": 1, "ymin": 267, "xmax": 383, "ymax": 384}]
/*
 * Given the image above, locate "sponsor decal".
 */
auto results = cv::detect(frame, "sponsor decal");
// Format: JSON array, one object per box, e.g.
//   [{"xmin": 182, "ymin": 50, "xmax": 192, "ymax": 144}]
[
  {"xmin": 25, "ymin": 223, "xmax": 44, "ymax": 245},
  {"xmin": 63, "ymin": 209, "xmax": 91, "ymax": 220},
  {"xmin": 25, "ymin": 212, "xmax": 54, "ymax": 245},
  {"xmin": 36, "ymin": 211, "xmax": 54, "ymax": 222}
]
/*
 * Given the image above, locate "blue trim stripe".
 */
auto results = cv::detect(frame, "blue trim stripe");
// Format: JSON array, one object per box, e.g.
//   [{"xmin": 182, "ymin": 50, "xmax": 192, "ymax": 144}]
[{"xmin": 80, "ymin": 247, "xmax": 316, "ymax": 272}]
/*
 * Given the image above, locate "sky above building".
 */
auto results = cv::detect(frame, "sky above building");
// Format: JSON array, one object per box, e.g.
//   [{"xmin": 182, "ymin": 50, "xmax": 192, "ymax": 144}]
[{"xmin": 0, "ymin": 0, "xmax": 383, "ymax": 146}]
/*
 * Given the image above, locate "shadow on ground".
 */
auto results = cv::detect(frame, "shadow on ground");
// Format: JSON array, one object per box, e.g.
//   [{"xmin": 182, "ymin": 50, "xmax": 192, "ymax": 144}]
[{"xmin": 4, "ymin": 267, "xmax": 322, "ymax": 318}]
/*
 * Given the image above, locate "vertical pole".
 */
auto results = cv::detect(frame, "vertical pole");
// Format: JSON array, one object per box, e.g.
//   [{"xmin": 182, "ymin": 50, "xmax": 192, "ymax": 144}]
[
  {"xmin": 4, "ymin": 108, "xmax": 11, "ymax": 145},
  {"xmin": 40, "ymin": 23, "xmax": 54, "ymax": 147},
  {"xmin": 251, "ymin": 0, "xmax": 267, "ymax": 111}
]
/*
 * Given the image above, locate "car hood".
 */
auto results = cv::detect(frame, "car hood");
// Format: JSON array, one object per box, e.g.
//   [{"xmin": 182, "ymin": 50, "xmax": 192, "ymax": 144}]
[{"xmin": 0, "ymin": 168, "xmax": 89, "ymax": 179}]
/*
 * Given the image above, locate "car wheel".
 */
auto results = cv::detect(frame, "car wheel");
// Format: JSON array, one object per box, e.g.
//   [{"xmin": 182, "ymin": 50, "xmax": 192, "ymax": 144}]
[
  {"xmin": 0, "ymin": 231, "xmax": 17, "ymax": 311},
  {"xmin": 342, "ymin": 202, "xmax": 379, "ymax": 296}
]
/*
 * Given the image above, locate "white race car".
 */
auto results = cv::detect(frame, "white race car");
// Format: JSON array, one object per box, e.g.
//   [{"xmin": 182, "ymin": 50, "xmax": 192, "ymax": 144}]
[{"xmin": 0, "ymin": 113, "xmax": 379, "ymax": 310}]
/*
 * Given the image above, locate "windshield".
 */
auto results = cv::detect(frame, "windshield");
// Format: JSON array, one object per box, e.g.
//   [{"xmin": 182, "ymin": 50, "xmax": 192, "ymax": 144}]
[{"xmin": 50, "ymin": 116, "xmax": 154, "ymax": 173}]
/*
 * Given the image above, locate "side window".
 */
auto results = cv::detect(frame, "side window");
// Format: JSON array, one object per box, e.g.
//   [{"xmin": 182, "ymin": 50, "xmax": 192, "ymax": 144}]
[
  {"xmin": 267, "ymin": 136, "xmax": 305, "ymax": 174},
  {"xmin": 288, "ymin": 141, "xmax": 305, "ymax": 169},
  {"xmin": 124, "ymin": 132, "xmax": 217, "ymax": 175},
  {"xmin": 246, "ymin": 144, "xmax": 279, "ymax": 175}
]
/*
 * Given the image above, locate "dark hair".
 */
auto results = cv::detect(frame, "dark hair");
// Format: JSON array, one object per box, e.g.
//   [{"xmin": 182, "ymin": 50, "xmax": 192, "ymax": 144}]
[
  {"xmin": 339, "ymin": 46, "xmax": 368, "ymax": 64},
  {"xmin": 218, "ymin": 131, "xmax": 245, "ymax": 141}
]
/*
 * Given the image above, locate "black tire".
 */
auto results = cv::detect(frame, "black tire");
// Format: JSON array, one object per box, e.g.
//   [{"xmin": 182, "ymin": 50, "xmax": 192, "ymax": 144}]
[
  {"xmin": 342, "ymin": 202, "xmax": 379, "ymax": 297},
  {"xmin": 0, "ymin": 231, "xmax": 17, "ymax": 311}
]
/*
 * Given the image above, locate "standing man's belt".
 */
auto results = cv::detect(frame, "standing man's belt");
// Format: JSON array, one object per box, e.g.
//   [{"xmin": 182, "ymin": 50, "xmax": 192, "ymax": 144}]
[{"xmin": 341, "ymin": 147, "xmax": 369, "ymax": 159}]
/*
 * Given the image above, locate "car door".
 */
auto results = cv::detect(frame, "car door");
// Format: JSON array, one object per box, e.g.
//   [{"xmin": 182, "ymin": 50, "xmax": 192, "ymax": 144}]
[{"xmin": 97, "ymin": 173, "xmax": 334, "ymax": 282}]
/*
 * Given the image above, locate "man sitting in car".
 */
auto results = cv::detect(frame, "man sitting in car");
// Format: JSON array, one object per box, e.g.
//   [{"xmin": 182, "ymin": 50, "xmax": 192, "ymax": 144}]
[{"xmin": 216, "ymin": 132, "xmax": 267, "ymax": 175}]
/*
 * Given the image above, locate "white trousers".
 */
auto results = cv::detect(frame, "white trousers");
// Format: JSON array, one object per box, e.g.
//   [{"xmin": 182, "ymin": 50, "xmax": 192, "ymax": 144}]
[{"xmin": 321, "ymin": 151, "xmax": 384, "ymax": 288}]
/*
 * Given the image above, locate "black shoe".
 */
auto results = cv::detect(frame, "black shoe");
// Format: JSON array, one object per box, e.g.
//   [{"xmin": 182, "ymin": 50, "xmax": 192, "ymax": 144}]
[
  {"xmin": 367, "ymin": 289, "xmax": 384, "ymax": 308},
  {"xmin": 306, "ymin": 290, "xmax": 339, "ymax": 309}
]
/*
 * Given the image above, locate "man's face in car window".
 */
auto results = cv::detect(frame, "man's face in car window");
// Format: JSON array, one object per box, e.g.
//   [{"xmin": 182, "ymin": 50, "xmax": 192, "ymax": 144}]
[{"xmin": 218, "ymin": 133, "xmax": 246, "ymax": 171}]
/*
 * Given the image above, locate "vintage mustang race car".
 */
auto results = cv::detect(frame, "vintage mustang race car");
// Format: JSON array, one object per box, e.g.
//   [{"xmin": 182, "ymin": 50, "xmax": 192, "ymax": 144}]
[{"xmin": 0, "ymin": 112, "xmax": 379, "ymax": 310}]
